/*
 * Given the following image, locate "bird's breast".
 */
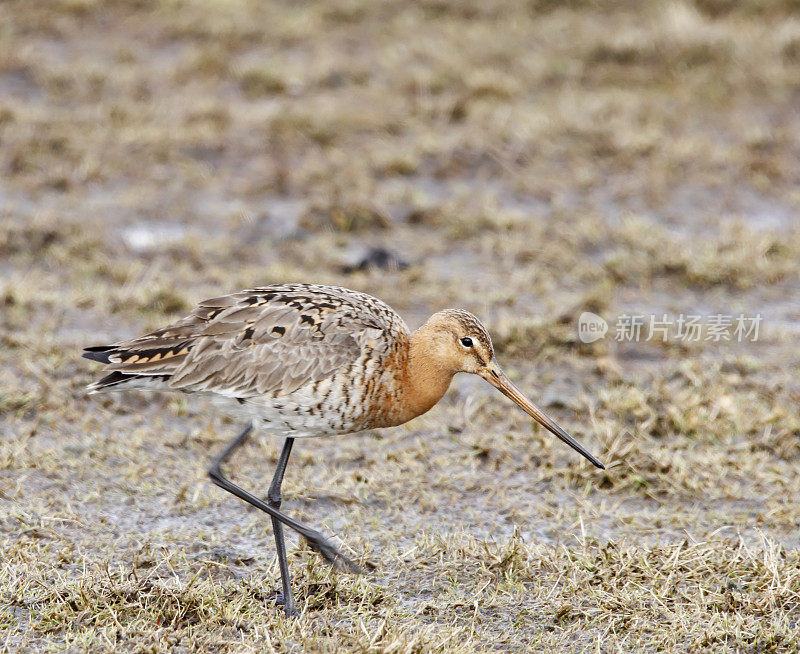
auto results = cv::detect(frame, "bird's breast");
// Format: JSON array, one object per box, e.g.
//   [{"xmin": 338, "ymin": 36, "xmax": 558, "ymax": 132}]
[{"xmin": 235, "ymin": 346, "xmax": 413, "ymax": 437}]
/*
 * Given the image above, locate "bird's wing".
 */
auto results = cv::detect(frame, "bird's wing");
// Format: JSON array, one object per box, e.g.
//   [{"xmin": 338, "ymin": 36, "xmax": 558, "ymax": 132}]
[{"xmin": 86, "ymin": 284, "xmax": 409, "ymax": 397}]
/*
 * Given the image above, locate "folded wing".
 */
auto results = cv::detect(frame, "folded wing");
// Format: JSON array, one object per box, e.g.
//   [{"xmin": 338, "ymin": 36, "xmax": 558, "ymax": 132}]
[{"xmin": 84, "ymin": 284, "xmax": 407, "ymax": 397}]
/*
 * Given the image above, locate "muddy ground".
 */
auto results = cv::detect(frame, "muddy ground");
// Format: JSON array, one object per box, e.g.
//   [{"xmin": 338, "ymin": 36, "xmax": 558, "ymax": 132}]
[{"xmin": 1, "ymin": 1, "xmax": 800, "ymax": 651}]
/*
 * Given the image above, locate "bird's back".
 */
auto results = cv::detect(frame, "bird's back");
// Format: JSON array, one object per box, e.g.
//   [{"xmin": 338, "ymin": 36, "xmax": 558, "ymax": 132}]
[{"xmin": 84, "ymin": 284, "xmax": 411, "ymax": 434}]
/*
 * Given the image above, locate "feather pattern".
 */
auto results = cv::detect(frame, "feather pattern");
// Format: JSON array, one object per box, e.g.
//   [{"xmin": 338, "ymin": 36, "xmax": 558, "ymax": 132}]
[{"xmin": 84, "ymin": 284, "xmax": 412, "ymax": 436}]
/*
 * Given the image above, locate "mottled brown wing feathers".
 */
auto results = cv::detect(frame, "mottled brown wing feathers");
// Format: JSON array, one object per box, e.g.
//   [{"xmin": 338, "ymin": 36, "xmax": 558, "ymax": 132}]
[{"xmin": 85, "ymin": 284, "xmax": 409, "ymax": 396}]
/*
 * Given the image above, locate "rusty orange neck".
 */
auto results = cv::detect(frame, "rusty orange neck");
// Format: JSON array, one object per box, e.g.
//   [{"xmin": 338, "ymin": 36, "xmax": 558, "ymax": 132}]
[{"xmin": 390, "ymin": 326, "xmax": 455, "ymax": 425}]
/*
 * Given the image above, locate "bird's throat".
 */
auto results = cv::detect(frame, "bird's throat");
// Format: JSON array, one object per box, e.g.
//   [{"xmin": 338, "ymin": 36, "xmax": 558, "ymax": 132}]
[{"xmin": 397, "ymin": 331, "xmax": 455, "ymax": 423}]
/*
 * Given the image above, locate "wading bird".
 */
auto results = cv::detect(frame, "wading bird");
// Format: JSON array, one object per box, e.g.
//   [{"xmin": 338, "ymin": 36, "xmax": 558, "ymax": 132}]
[{"xmin": 84, "ymin": 283, "xmax": 604, "ymax": 617}]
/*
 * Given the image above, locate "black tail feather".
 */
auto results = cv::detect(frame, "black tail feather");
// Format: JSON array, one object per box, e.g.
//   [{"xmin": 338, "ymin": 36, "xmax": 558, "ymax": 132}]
[
  {"xmin": 83, "ymin": 346, "xmax": 116, "ymax": 363},
  {"xmin": 86, "ymin": 370, "xmax": 173, "ymax": 393},
  {"xmin": 90, "ymin": 371, "xmax": 133, "ymax": 389}
]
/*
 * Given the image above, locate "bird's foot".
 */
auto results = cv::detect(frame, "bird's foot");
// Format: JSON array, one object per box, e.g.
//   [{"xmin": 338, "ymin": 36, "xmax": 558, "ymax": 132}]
[
  {"xmin": 273, "ymin": 592, "xmax": 300, "ymax": 618},
  {"xmin": 282, "ymin": 601, "xmax": 300, "ymax": 619},
  {"xmin": 303, "ymin": 532, "xmax": 364, "ymax": 574}
]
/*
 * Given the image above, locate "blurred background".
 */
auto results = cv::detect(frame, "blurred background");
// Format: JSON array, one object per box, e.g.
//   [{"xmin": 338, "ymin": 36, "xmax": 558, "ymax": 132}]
[{"xmin": 2, "ymin": 0, "xmax": 800, "ymax": 650}]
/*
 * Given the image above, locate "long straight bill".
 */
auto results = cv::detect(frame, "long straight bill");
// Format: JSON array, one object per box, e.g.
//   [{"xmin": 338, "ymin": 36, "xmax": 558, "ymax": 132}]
[{"xmin": 481, "ymin": 363, "xmax": 605, "ymax": 469}]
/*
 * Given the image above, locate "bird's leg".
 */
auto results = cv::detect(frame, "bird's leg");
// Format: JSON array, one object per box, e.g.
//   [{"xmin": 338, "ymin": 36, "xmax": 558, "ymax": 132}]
[
  {"xmin": 208, "ymin": 425, "xmax": 363, "ymax": 607},
  {"xmin": 266, "ymin": 437, "xmax": 297, "ymax": 618},
  {"xmin": 209, "ymin": 421, "xmax": 254, "ymax": 469},
  {"xmin": 207, "ymin": 426, "xmax": 299, "ymax": 616}
]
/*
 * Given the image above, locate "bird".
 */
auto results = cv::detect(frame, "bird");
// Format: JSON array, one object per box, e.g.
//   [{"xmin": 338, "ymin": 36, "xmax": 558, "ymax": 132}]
[{"xmin": 83, "ymin": 283, "xmax": 604, "ymax": 617}]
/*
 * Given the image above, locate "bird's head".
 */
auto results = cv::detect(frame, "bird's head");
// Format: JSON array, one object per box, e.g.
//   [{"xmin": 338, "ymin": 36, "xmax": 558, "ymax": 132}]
[
  {"xmin": 418, "ymin": 309, "xmax": 605, "ymax": 469},
  {"xmin": 418, "ymin": 309, "xmax": 496, "ymax": 375}
]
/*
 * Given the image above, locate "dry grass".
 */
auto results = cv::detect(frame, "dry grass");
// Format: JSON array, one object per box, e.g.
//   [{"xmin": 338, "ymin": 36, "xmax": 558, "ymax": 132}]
[
  {"xmin": 2, "ymin": 0, "xmax": 800, "ymax": 651},
  {"xmin": 4, "ymin": 533, "xmax": 798, "ymax": 651}
]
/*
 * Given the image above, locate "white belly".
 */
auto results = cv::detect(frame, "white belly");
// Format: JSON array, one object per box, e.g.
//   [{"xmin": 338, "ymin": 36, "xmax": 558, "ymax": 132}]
[{"xmin": 212, "ymin": 374, "xmax": 372, "ymax": 438}]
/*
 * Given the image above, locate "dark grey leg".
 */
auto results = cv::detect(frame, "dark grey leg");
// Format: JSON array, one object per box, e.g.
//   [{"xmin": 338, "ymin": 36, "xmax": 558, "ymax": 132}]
[
  {"xmin": 208, "ymin": 425, "xmax": 362, "ymax": 618},
  {"xmin": 267, "ymin": 437, "xmax": 297, "ymax": 617},
  {"xmin": 209, "ymin": 422, "xmax": 253, "ymax": 469}
]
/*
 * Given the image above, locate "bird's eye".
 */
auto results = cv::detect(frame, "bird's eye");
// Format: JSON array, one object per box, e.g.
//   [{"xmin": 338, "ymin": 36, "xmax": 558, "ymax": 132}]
[{"xmin": 460, "ymin": 337, "xmax": 473, "ymax": 348}]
